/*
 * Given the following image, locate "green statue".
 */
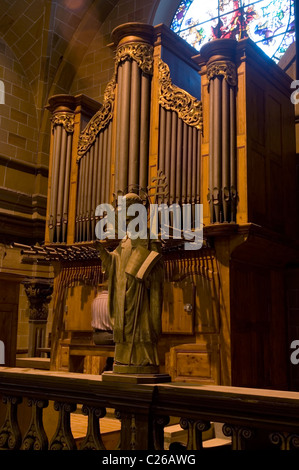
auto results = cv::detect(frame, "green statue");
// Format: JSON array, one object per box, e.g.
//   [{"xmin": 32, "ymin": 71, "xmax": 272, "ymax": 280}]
[{"xmin": 96, "ymin": 193, "xmax": 164, "ymax": 374}]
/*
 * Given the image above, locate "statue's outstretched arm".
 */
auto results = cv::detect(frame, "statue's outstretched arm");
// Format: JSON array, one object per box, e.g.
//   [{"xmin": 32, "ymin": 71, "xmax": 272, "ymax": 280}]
[{"xmin": 95, "ymin": 240, "xmax": 113, "ymax": 271}]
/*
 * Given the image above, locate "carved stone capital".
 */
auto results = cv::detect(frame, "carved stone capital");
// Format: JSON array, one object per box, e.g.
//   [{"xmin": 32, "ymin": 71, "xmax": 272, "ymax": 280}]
[
  {"xmin": 207, "ymin": 60, "xmax": 237, "ymax": 86},
  {"xmin": 23, "ymin": 279, "xmax": 53, "ymax": 322},
  {"xmin": 51, "ymin": 112, "xmax": 75, "ymax": 133}
]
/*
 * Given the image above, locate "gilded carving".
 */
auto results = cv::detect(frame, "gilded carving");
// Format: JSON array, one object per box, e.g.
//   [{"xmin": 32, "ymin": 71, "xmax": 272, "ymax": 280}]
[
  {"xmin": 158, "ymin": 59, "xmax": 203, "ymax": 131},
  {"xmin": 77, "ymin": 43, "xmax": 154, "ymax": 159},
  {"xmin": 206, "ymin": 60, "xmax": 237, "ymax": 86},
  {"xmin": 115, "ymin": 42, "xmax": 154, "ymax": 75},
  {"xmin": 51, "ymin": 112, "xmax": 75, "ymax": 133},
  {"xmin": 77, "ymin": 76, "xmax": 116, "ymax": 159}
]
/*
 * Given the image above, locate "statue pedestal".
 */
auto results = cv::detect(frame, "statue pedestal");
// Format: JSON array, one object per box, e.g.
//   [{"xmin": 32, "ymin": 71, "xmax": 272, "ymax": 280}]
[{"xmin": 102, "ymin": 371, "xmax": 171, "ymax": 384}]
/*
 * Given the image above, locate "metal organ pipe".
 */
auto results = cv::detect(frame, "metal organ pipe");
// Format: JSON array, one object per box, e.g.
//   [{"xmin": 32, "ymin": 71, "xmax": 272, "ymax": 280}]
[
  {"xmin": 129, "ymin": 60, "xmax": 141, "ymax": 189},
  {"xmin": 50, "ymin": 125, "xmax": 62, "ymax": 242},
  {"xmin": 118, "ymin": 59, "xmax": 131, "ymax": 194},
  {"xmin": 213, "ymin": 76, "xmax": 222, "ymax": 223},
  {"xmin": 56, "ymin": 129, "xmax": 67, "ymax": 242},
  {"xmin": 230, "ymin": 86, "xmax": 237, "ymax": 222},
  {"xmin": 115, "ymin": 63, "xmax": 123, "ymax": 195},
  {"xmin": 222, "ymin": 77, "xmax": 230, "ymax": 223},
  {"xmin": 62, "ymin": 133, "xmax": 72, "ymax": 242},
  {"xmin": 139, "ymin": 71, "xmax": 151, "ymax": 192}
]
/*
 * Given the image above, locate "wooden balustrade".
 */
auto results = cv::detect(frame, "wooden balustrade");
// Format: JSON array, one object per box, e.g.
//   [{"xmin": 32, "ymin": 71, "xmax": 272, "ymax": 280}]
[{"xmin": 0, "ymin": 367, "xmax": 299, "ymax": 451}]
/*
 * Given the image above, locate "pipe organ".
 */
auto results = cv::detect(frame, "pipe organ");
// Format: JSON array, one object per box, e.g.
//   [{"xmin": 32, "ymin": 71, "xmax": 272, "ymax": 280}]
[{"xmin": 40, "ymin": 23, "xmax": 297, "ymax": 388}]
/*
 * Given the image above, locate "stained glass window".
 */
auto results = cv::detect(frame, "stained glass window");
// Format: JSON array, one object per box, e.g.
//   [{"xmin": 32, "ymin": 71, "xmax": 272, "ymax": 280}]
[{"xmin": 171, "ymin": 0, "xmax": 295, "ymax": 62}]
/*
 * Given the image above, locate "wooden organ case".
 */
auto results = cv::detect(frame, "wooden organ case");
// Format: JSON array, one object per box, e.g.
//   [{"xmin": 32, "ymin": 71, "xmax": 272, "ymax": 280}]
[{"xmin": 37, "ymin": 23, "xmax": 298, "ymax": 389}]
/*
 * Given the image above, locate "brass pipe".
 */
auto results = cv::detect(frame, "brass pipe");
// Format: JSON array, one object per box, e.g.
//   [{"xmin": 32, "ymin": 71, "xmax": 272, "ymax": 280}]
[{"xmin": 129, "ymin": 60, "xmax": 141, "ymax": 189}]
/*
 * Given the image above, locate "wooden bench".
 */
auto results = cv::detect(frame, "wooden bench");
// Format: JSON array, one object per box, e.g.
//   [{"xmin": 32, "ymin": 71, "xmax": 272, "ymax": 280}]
[{"xmin": 68, "ymin": 344, "xmax": 115, "ymax": 374}]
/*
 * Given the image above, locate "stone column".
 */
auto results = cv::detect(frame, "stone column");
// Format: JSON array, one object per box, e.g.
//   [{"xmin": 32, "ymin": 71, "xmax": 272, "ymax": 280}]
[
  {"xmin": 200, "ymin": 39, "xmax": 238, "ymax": 224},
  {"xmin": 23, "ymin": 279, "xmax": 53, "ymax": 357}
]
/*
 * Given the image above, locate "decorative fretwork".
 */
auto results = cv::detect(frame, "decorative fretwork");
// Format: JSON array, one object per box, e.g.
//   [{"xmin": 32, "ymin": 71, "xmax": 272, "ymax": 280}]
[
  {"xmin": 22, "ymin": 399, "xmax": 49, "ymax": 450},
  {"xmin": 51, "ymin": 113, "xmax": 75, "ymax": 134},
  {"xmin": 79, "ymin": 405, "xmax": 106, "ymax": 450},
  {"xmin": 206, "ymin": 60, "xmax": 237, "ymax": 87},
  {"xmin": 0, "ymin": 396, "xmax": 22, "ymax": 450},
  {"xmin": 49, "ymin": 402, "xmax": 77, "ymax": 450},
  {"xmin": 158, "ymin": 59, "xmax": 203, "ymax": 131}
]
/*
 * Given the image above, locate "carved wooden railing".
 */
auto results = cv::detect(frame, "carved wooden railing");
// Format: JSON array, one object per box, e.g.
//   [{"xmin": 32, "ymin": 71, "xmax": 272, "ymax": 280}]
[{"xmin": 1, "ymin": 367, "xmax": 299, "ymax": 451}]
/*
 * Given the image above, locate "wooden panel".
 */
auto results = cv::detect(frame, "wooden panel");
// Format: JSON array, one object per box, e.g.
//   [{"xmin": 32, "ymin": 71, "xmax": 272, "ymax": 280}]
[
  {"xmin": 248, "ymin": 81, "xmax": 265, "ymax": 147},
  {"xmin": 248, "ymin": 149, "xmax": 266, "ymax": 223},
  {"xmin": 231, "ymin": 260, "xmax": 287, "ymax": 390},
  {"xmin": 269, "ymin": 159, "xmax": 283, "ymax": 230},
  {"xmin": 65, "ymin": 284, "xmax": 96, "ymax": 331},
  {"xmin": 162, "ymin": 280, "xmax": 194, "ymax": 334},
  {"xmin": 167, "ymin": 341, "xmax": 220, "ymax": 384},
  {"xmin": 194, "ymin": 274, "xmax": 220, "ymax": 334}
]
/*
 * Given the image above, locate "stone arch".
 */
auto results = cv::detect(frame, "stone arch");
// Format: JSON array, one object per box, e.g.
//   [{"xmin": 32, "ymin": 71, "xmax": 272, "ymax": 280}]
[{"xmin": 150, "ymin": 0, "xmax": 181, "ymax": 26}]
